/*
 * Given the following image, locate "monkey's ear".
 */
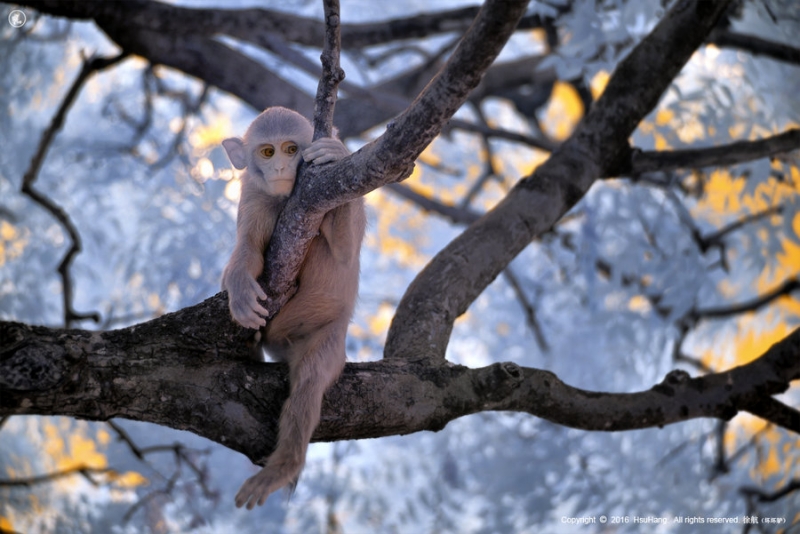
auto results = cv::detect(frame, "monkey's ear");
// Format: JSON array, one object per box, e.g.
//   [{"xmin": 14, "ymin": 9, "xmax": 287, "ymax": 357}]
[{"xmin": 222, "ymin": 138, "xmax": 247, "ymax": 170}]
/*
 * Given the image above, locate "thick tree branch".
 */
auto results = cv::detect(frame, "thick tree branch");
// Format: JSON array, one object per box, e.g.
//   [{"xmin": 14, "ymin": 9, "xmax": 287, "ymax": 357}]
[
  {"xmin": 2, "ymin": 321, "xmax": 799, "ymax": 464},
  {"xmin": 741, "ymin": 397, "xmax": 800, "ymax": 433},
  {"xmin": 16, "ymin": 1, "xmax": 559, "ymax": 140},
  {"xmin": 386, "ymin": 0, "xmax": 734, "ymax": 362},
  {"xmin": 15, "ymin": 1, "xmax": 564, "ymax": 50}
]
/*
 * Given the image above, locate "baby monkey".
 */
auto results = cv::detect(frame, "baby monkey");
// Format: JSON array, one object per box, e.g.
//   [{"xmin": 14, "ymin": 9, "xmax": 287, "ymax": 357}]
[{"xmin": 221, "ymin": 107, "xmax": 365, "ymax": 509}]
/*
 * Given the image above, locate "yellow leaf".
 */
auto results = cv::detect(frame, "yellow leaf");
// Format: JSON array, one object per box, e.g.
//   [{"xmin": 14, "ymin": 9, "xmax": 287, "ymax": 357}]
[
  {"xmin": 653, "ymin": 133, "xmax": 670, "ymax": 151},
  {"xmin": 115, "ymin": 471, "xmax": 149, "ymax": 488},
  {"xmin": 542, "ymin": 81, "xmax": 584, "ymax": 141},
  {"xmin": 68, "ymin": 434, "xmax": 107, "ymax": 470},
  {"xmin": 628, "ymin": 295, "xmax": 651, "ymax": 314},
  {"xmin": 590, "ymin": 70, "xmax": 610, "ymax": 100},
  {"xmin": 368, "ymin": 302, "xmax": 395, "ymax": 337},
  {"xmin": 96, "ymin": 428, "xmax": 110, "ymax": 446},
  {"xmin": 696, "ymin": 169, "xmax": 743, "ymax": 215},
  {"xmin": 655, "ymin": 109, "xmax": 674, "ymax": 126},
  {"xmin": 189, "ymin": 116, "xmax": 233, "ymax": 150}
]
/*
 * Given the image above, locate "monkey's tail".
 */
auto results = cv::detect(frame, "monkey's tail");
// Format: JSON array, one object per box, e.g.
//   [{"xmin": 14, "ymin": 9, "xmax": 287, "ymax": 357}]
[{"xmin": 235, "ymin": 326, "xmax": 346, "ymax": 509}]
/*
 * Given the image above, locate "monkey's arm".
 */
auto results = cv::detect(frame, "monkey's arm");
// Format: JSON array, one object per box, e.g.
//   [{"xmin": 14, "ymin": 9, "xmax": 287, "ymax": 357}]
[
  {"xmin": 222, "ymin": 188, "xmax": 281, "ymax": 329},
  {"xmin": 319, "ymin": 199, "xmax": 366, "ymax": 265},
  {"xmin": 302, "ymin": 137, "xmax": 366, "ymax": 264}
]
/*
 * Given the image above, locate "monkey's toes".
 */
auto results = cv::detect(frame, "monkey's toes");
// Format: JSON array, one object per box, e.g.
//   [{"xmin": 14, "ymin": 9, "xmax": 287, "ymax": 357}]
[{"xmin": 235, "ymin": 469, "xmax": 280, "ymax": 509}]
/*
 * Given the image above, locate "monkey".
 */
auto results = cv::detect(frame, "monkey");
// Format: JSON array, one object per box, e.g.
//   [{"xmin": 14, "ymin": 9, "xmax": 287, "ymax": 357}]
[{"xmin": 220, "ymin": 107, "xmax": 365, "ymax": 509}]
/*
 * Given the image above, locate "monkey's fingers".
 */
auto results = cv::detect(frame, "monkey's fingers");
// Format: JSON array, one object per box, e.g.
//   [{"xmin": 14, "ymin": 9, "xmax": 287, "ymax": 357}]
[
  {"xmin": 302, "ymin": 138, "xmax": 348, "ymax": 164},
  {"xmin": 229, "ymin": 291, "xmax": 268, "ymax": 329},
  {"xmin": 231, "ymin": 310, "xmax": 265, "ymax": 330},
  {"xmin": 247, "ymin": 276, "xmax": 268, "ymax": 302}
]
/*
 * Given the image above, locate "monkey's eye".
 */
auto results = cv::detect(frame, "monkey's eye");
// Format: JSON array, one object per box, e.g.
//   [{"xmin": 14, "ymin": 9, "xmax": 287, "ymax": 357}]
[
  {"xmin": 260, "ymin": 145, "xmax": 275, "ymax": 158},
  {"xmin": 285, "ymin": 144, "xmax": 298, "ymax": 155}
]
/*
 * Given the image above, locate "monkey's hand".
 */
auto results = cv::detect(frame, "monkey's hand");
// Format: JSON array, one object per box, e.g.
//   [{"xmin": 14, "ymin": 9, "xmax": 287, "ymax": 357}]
[
  {"xmin": 221, "ymin": 267, "xmax": 268, "ymax": 329},
  {"xmin": 302, "ymin": 137, "xmax": 348, "ymax": 165}
]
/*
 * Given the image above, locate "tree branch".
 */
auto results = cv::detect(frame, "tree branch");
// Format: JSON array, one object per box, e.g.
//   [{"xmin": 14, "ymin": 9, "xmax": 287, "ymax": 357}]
[
  {"xmin": 386, "ymin": 0, "xmax": 734, "ymax": 362},
  {"xmin": 311, "ymin": 0, "xmax": 344, "ymax": 141},
  {"xmin": 742, "ymin": 397, "xmax": 800, "ymax": 433},
  {"xmin": 710, "ymin": 28, "xmax": 800, "ymax": 66},
  {"xmin": 15, "ymin": 1, "xmax": 566, "ymax": 50},
  {"xmin": 15, "ymin": 1, "xmax": 562, "ymax": 140},
  {"xmin": 693, "ymin": 277, "xmax": 800, "ymax": 321},
  {"xmin": 615, "ymin": 128, "xmax": 800, "ymax": 176},
  {"xmin": 2, "ymin": 321, "xmax": 799, "ymax": 464},
  {"xmin": 740, "ymin": 479, "xmax": 800, "ymax": 503},
  {"xmin": 0, "ymin": 465, "xmax": 112, "ymax": 487}
]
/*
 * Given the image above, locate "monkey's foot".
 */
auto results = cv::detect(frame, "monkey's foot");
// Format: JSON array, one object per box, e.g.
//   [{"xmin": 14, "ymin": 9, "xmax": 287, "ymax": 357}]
[{"xmin": 235, "ymin": 462, "xmax": 300, "ymax": 509}]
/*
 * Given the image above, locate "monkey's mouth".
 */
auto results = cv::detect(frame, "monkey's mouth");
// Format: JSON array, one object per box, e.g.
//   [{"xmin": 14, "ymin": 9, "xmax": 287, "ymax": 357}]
[{"xmin": 268, "ymin": 178, "xmax": 295, "ymax": 186}]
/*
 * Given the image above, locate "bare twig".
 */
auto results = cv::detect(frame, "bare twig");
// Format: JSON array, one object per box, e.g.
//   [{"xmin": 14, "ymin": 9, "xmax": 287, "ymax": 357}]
[
  {"xmin": 385, "ymin": 183, "xmax": 481, "ymax": 225},
  {"xmin": 459, "ymin": 105, "xmax": 503, "ymax": 209},
  {"xmin": 741, "ymin": 479, "xmax": 800, "ymax": 503},
  {"xmin": 447, "ymin": 118, "xmax": 559, "ymax": 152},
  {"xmin": 712, "ymin": 421, "xmax": 729, "ymax": 475},
  {"xmin": 698, "ymin": 205, "xmax": 783, "ymax": 252},
  {"xmin": 122, "ymin": 470, "xmax": 179, "ymax": 522},
  {"xmin": 312, "ymin": 0, "xmax": 344, "ymax": 140},
  {"xmin": 619, "ymin": 129, "xmax": 800, "ymax": 176},
  {"xmin": 693, "ymin": 277, "xmax": 800, "ymax": 321},
  {"xmin": 502, "ymin": 269, "xmax": 549, "ymax": 352},
  {"xmin": 20, "ymin": 51, "xmax": 127, "ymax": 327},
  {"xmin": 147, "ymin": 75, "xmax": 210, "ymax": 170},
  {"xmin": 105, "ymin": 420, "xmax": 217, "ymax": 520},
  {"xmin": 710, "ymin": 28, "xmax": 800, "ymax": 66},
  {"xmin": 0, "ymin": 465, "xmax": 112, "ymax": 487}
]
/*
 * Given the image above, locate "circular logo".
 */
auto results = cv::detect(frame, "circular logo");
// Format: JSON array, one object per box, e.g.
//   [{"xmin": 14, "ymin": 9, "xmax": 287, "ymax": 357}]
[{"xmin": 9, "ymin": 10, "xmax": 26, "ymax": 28}]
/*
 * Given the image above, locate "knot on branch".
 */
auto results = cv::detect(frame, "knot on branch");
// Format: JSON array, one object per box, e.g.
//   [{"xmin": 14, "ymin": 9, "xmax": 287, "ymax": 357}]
[
  {"xmin": 331, "ymin": 66, "xmax": 345, "ymax": 84},
  {"xmin": 0, "ymin": 342, "xmax": 67, "ymax": 391},
  {"xmin": 652, "ymin": 369, "xmax": 692, "ymax": 397},
  {"xmin": 474, "ymin": 362, "xmax": 523, "ymax": 402}
]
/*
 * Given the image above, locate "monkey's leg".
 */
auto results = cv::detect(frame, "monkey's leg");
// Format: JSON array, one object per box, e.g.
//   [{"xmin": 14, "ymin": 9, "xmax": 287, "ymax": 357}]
[{"xmin": 235, "ymin": 324, "xmax": 346, "ymax": 509}]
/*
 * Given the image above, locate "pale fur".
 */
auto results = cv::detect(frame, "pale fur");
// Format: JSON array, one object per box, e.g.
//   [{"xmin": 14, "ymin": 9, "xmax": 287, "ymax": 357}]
[{"xmin": 221, "ymin": 107, "xmax": 365, "ymax": 509}]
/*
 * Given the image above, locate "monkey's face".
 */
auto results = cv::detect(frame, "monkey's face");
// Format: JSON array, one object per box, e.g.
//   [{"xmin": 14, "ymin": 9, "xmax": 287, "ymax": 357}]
[
  {"xmin": 222, "ymin": 107, "xmax": 314, "ymax": 197},
  {"xmin": 250, "ymin": 138, "xmax": 304, "ymax": 196}
]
